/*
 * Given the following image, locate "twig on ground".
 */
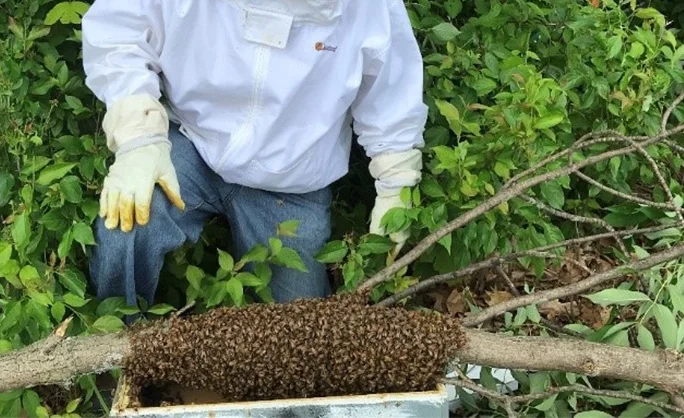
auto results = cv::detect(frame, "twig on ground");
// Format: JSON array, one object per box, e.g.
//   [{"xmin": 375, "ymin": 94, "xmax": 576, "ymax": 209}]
[
  {"xmin": 377, "ymin": 224, "xmax": 673, "ymax": 307},
  {"xmin": 461, "ymin": 242, "xmax": 684, "ymax": 327},
  {"xmin": 495, "ymin": 266, "xmax": 584, "ymax": 338}
]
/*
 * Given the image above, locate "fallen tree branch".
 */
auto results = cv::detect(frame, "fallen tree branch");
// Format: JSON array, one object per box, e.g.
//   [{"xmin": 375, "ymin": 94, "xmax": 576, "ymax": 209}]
[
  {"xmin": 461, "ymin": 242, "xmax": 684, "ymax": 327},
  {"xmin": 2, "ymin": 326, "xmax": 684, "ymax": 401},
  {"xmin": 0, "ymin": 331, "xmax": 130, "ymax": 393}
]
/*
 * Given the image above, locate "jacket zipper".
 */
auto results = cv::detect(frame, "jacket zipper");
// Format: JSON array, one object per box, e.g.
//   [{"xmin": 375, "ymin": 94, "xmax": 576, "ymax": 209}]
[{"xmin": 219, "ymin": 44, "xmax": 270, "ymax": 167}]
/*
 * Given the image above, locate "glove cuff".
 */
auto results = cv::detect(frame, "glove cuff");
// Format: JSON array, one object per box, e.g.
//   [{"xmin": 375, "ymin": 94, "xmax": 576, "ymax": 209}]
[
  {"xmin": 102, "ymin": 94, "xmax": 171, "ymax": 154},
  {"xmin": 369, "ymin": 148, "xmax": 423, "ymax": 195}
]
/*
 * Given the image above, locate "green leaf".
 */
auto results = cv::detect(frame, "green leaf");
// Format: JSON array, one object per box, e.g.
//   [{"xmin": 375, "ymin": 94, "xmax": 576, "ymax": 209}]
[
  {"xmin": 63, "ymin": 293, "xmax": 89, "ymax": 308},
  {"xmin": 540, "ymin": 181, "xmax": 564, "ymax": 209},
  {"xmin": 269, "ymin": 238, "xmax": 283, "ymax": 256},
  {"xmin": 494, "ymin": 161, "xmax": 510, "ymax": 179},
  {"xmin": 434, "ymin": 99, "xmax": 461, "ymax": 135},
  {"xmin": 28, "ymin": 290, "xmax": 53, "ymax": 307},
  {"xmin": 609, "ymin": 157, "xmax": 621, "ymax": 180},
  {"xmin": 358, "ymin": 235, "xmax": 396, "ymax": 255},
  {"xmin": 19, "ymin": 265, "xmax": 40, "ymax": 288},
  {"xmin": 606, "ymin": 35, "xmax": 623, "ymax": 59},
  {"xmin": 235, "ymin": 244, "xmax": 269, "ymax": 270},
  {"xmin": 39, "ymin": 209, "xmax": 69, "ymax": 232},
  {"xmin": 619, "ymin": 393, "xmax": 670, "ymax": 418},
  {"xmin": 147, "ymin": 304, "xmax": 176, "ymax": 315},
  {"xmin": 45, "ymin": 1, "xmax": 90, "ymax": 25},
  {"xmin": 235, "ymin": 272, "xmax": 263, "ymax": 287},
  {"xmin": 57, "ymin": 268, "xmax": 86, "ymax": 298},
  {"xmin": 185, "ymin": 265, "xmax": 205, "ymax": 290},
  {"xmin": 37, "ymin": 163, "xmax": 77, "ymax": 186},
  {"xmin": 576, "ymin": 411, "xmax": 617, "ymax": 418},
  {"xmin": 585, "ymin": 289, "xmax": 651, "ymax": 306},
  {"xmin": 431, "ymin": 22, "xmax": 461, "ymax": 42},
  {"xmin": 533, "ymin": 394, "xmax": 557, "ymax": 411},
  {"xmin": 652, "ymin": 303, "xmax": 678, "ymax": 349},
  {"xmin": 226, "ymin": 277, "xmax": 244, "ymax": 305},
  {"xmin": 36, "ymin": 406, "xmax": 50, "ymax": 418},
  {"xmin": 0, "ymin": 173, "xmax": 15, "ymax": 206},
  {"xmin": 218, "ymin": 249, "xmax": 234, "ymax": 272},
  {"xmin": 22, "ymin": 390, "xmax": 41, "ymax": 417},
  {"xmin": 0, "ymin": 242, "xmax": 11, "ymax": 267},
  {"xmin": 273, "ymin": 247, "xmax": 308, "ymax": 273},
  {"xmin": 0, "ymin": 302, "xmax": 22, "ymax": 334},
  {"xmin": 628, "ymin": 41, "xmax": 645, "ymax": 59},
  {"xmin": 421, "ymin": 177, "xmax": 446, "ymax": 198},
  {"xmin": 667, "ymin": 285, "xmax": 684, "ymax": 315},
  {"xmin": 438, "ymin": 233, "xmax": 452, "ymax": 255},
  {"xmin": 26, "ymin": 300, "xmax": 51, "ymax": 330},
  {"xmin": 277, "ymin": 220, "xmax": 301, "ymax": 237},
  {"xmin": 315, "ymin": 240, "xmax": 349, "ymax": 263},
  {"xmin": 59, "ymin": 176, "xmax": 83, "ymax": 203},
  {"xmin": 255, "ymin": 263, "xmax": 272, "ymax": 283},
  {"xmin": 471, "ymin": 78, "xmax": 498, "ymax": 96},
  {"xmin": 92, "ymin": 315, "xmax": 125, "ymax": 334},
  {"xmin": 51, "ymin": 301, "xmax": 66, "ymax": 322},
  {"xmin": 11, "ymin": 211, "xmax": 30, "ymax": 250},
  {"xmin": 0, "ymin": 340, "xmax": 13, "ymax": 354},
  {"xmin": 526, "ymin": 305, "xmax": 541, "ymax": 324},
  {"xmin": 534, "ymin": 112, "xmax": 565, "ymax": 130},
  {"xmin": 636, "ymin": 324, "xmax": 655, "ymax": 350},
  {"xmin": 444, "ymin": 0, "xmax": 463, "ymax": 17},
  {"xmin": 72, "ymin": 222, "xmax": 95, "ymax": 246},
  {"xmin": 65, "ymin": 397, "xmax": 82, "ymax": 413}
]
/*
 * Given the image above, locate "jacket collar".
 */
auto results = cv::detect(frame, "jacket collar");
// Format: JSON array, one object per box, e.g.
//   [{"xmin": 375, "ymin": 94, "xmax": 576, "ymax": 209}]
[{"xmin": 228, "ymin": 0, "xmax": 343, "ymax": 26}]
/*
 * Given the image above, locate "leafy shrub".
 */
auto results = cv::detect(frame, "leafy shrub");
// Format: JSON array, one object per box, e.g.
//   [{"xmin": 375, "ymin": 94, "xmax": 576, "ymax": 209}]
[{"xmin": 1, "ymin": 0, "xmax": 684, "ymax": 416}]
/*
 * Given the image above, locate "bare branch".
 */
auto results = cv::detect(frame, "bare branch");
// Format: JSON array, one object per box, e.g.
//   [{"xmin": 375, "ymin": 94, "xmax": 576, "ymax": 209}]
[
  {"xmin": 359, "ymin": 124, "xmax": 684, "ymax": 292},
  {"xmin": 519, "ymin": 194, "xmax": 627, "ymax": 254},
  {"xmin": 573, "ymin": 170, "xmax": 682, "ymax": 212},
  {"xmin": 661, "ymin": 92, "xmax": 684, "ymax": 133}
]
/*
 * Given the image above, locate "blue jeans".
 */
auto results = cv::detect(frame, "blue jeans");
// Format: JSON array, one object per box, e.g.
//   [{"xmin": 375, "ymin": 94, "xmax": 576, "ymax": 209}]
[{"xmin": 89, "ymin": 124, "xmax": 332, "ymax": 309}]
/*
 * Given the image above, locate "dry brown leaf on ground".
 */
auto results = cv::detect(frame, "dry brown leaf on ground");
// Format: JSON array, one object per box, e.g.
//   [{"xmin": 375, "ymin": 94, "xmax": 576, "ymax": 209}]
[
  {"xmin": 486, "ymin": 290, "xmax": 514, "ymax": 307},
  {"xmin": 538, "ymin": 300, "xmax": 574, "ymax": 321},
  {"xmin": 580, "ymin": 304, "xmax": 612, "ymax": 330},
  {"xmin": 446, "ymin": 289, "xmax": 467, "ymax": 314}
]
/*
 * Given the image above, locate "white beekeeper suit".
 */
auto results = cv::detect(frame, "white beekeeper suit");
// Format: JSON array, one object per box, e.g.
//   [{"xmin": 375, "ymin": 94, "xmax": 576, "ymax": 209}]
[{"xmin": 81, "ymin": 0, "xmax": 427, "ymax": 251}]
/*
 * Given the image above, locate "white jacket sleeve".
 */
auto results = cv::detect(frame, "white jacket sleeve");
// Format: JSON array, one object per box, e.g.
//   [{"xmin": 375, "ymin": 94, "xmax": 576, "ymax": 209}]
[
  {"xmin": 81, "ymin": 0, "xmax": 165, "ymax": 108},
  {"xmin": 351, "ymin": 0, "xmax": 428, "ymax": 161}
]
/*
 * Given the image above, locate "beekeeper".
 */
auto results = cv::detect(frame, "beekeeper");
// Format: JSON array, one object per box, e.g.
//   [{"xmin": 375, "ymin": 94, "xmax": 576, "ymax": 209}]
[{"xmin": 81, "ymin": 0, "xmax": 428, "ymax": 308}]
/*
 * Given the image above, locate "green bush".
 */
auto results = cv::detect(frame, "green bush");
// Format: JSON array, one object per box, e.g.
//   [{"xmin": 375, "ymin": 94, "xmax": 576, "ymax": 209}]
[{"xmin": 1, "ymin": 0, "xmax": 684, "ymax": 416}]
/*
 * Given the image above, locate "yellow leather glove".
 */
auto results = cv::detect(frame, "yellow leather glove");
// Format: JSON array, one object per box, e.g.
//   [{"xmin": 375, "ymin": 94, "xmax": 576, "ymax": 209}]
[
  {"xmin": 99, "ymin": 94, "xmax": 185, "ymax": 232},
  {"xmin": 368, "ymin": 149, "xmax": 423, "ymax": 257}
]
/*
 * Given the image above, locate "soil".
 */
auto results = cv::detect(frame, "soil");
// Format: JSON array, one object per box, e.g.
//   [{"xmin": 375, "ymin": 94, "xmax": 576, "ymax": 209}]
[{"xmin": 124, "ymin": 291, "xmax": 466, "ymax": 407}]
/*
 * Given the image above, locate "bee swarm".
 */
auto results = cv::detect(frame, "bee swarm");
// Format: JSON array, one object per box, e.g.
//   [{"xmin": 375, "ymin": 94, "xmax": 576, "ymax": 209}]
[{"xmin": 124, "ymin": 292, "xmax": 466, "ymax": 406}]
